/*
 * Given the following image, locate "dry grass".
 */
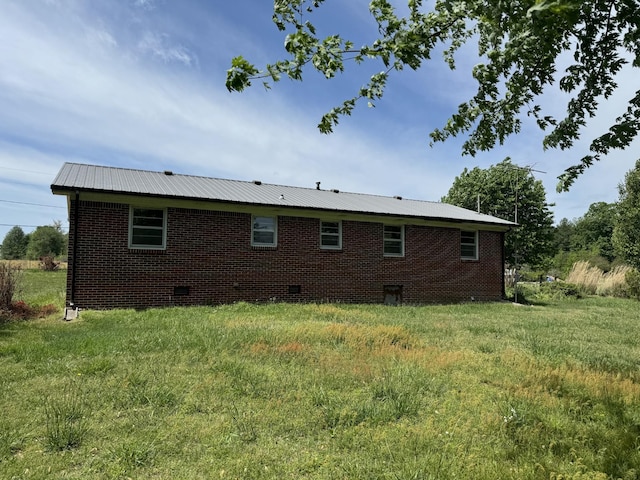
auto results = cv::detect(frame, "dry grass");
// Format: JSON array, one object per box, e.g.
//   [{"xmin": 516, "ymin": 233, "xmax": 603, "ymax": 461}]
[
  {"xmin": 0, "ymin": 259, "xmax": 68, "ymax": 270},
  {"xmin": 566, "ymin": 260, "xmax": 632, "ymax": 297},
  {"xmin": 597, "ymin": 265, "xmax": 633, "ymax": 297}
]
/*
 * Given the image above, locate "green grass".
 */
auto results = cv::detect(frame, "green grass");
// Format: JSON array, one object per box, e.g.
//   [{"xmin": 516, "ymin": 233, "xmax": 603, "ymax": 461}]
[
  {"xmin": 15, "ymin": 269, "xmax": 67, "ymax": 308},
  {"xmin": 1, "ymin": 273, "xmax": 639, "ymax": 479}
]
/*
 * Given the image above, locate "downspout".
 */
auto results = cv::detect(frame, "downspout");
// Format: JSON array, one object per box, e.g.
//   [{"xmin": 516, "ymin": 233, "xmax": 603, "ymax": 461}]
[
  {"xmin": 501, "ymin": 230, "xmax": 507, "ymax": 299},
  {"xmin": 69, "ymin": 190, "xmax": 80, "ymax": 307}
]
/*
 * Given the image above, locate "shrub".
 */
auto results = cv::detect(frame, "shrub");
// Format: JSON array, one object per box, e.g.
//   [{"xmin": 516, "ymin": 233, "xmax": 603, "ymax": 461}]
[
  {"xmin": 4, "ymin": 302, "xmax": 59, "ymax": 321},
  {"xmin": 0, "ymin": 263, "xmax": 22, "ymax": 312},
  {"xmin": 586, "ymin": 254, "xmax": 611, "ymax": 273},
  {"xmin": 39, "ymin": 256, "xmax": 59, "ymax": 271},
  {"xmin": 626, "ymin": 268, "xmax": 640, "ymax": 300},
  {"xmin": 8, "ymin": 301, "xmax": 36, "ymax": 320},
  {"xmin": 537, "ymin": 281, "xmax": 582, "ymax": 300},
  {"xmin": 505, "ymin": 284, "xmax": 533, "ymax": 304}
]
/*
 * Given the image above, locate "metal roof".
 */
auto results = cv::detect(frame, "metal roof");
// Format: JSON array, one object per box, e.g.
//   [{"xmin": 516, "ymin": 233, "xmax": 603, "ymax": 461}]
[{"xmin": 51, "ymin": 162, "xmax": 516, "ymax": 227}]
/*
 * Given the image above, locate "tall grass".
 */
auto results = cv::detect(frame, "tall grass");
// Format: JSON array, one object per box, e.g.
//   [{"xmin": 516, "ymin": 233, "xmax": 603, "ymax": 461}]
[
  {"xmin": 597, "ymin": 265, "xmax": 633, "ymax": 296},
  {"xmin": 566, "ymin": 260, "xmax": 632, "ymax": 297},
  {"xmin": 44, "ymin": 382, "xmax": 89, "ymax": 451}
]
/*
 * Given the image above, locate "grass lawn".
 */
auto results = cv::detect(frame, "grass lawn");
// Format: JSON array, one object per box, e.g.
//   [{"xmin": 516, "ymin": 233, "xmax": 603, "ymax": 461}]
[
  {"xmin": 15, "ymin": 268, "xmax": 67, "ymax": 308},
  {"xmin": 1, "ymin": 271, "xmax": 639, "ymax": 479}
]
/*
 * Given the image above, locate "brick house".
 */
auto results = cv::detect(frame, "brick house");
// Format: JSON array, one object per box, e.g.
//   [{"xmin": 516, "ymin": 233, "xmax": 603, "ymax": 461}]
[{"xmin": 51, "ymin": 162, "xmax": 516, "ymax": 309}]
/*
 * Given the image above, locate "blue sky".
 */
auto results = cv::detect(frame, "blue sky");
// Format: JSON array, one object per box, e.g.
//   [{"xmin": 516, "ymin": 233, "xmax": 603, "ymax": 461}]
[{"xmin": 1, "ymin": 0, "xmax": 638, "ymax": 241}]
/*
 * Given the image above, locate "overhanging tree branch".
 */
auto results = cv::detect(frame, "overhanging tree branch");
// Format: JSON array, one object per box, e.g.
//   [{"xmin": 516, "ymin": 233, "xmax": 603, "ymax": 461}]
[{"xmin": 227, "ymin": 0, "xmax": 640, "ymax": 191}]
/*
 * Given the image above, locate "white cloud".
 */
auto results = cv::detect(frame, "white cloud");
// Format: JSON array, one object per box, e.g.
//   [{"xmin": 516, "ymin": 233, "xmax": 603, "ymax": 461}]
[
  {"xmin": 84, "ymin": 24, "xmax": 118, "ymax": 49},
  {"xmin": 0, "ymin": 0, "xmax": 638, "ymax": 242},
  {"xmin": 132, "ymin": 0, "xmax": 156, "ymax": 10},
  {"xmin": 0, "ymin": 1, "xmax": 447, "ymax": 236},
  {"xmin": 137, "ymin": 31, "xmax": 198, "ymax": 67}
]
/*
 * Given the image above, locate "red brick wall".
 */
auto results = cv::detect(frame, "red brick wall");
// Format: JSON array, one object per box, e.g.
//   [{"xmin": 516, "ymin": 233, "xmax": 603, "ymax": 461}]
[{"xmin": 66, "ymin": 200, "xmax": 505, "ymax": 309}]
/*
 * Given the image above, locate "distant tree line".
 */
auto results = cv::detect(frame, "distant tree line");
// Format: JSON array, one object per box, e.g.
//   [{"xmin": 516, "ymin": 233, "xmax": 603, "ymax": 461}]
[
  {"xmin": 1, "ymin": 222, "xmax": 67, "ymax": 260},
  {"xmin": 551, "ymin": 159, "xmax": 640, "ymax": 277}
]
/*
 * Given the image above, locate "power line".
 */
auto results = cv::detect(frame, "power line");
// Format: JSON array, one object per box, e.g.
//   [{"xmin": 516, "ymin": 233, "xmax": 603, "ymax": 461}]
[
  {"xmin": 0, "ymin": 223, "xmax": 41, "ymax": 228},
  {"xmin": 1, "ymin": 166, "xmax": 57, "ymax": 176},
  {"xmin": 0, "ymin": 199, "xmax": 66, "ymax": 209}
]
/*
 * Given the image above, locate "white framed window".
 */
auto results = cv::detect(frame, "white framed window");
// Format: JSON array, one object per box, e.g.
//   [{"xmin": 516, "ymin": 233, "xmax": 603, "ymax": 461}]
[
  {"xmin": 320, "ymin": 220, "xmax": 342, "ymax": 249},
  {"xmin": 252, "ymin": 215, "xmax": 277, "ymax": 246},
  {"xmin": 129, "ymin": 207, "xmax": 167, "ymax": 249},
  {"xmin": 383, "ymin": 225, "xmax": 404, "ymax": 257},
  {"xmin": 461, "ymin": 230, "xmax": 478, "ymax": 260}
]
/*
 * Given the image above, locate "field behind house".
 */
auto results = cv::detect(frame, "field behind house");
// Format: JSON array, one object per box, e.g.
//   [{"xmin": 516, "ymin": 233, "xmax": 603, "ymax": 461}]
[
  {"xmin": 0, "ymin": 259, "xmax": 68, "ymax": 271},
  {"xmin": 1, "ymin": 271, "xmax": 639, "ymax": 479}
]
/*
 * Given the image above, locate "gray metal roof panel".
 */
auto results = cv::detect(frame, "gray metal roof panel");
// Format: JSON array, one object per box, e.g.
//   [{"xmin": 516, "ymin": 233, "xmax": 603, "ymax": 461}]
[{"xmin": 51, "ymin": 163, "xmax": 516, "ymax": 227}]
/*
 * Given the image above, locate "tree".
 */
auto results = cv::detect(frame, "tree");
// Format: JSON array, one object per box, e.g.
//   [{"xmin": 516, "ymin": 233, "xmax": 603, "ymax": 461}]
[
  {"xmin": 553, "ymin": 218, "xmax": 575, "ymax": 253},
  {"xmin": 25, "ymin": 224, "xmax": 66, "ymax": 260},
  {"xmin": 612, "ymin": 159, "xmax": 640, "ymax": 269},
  {"xmin": 572, "ymin": 201, "xmax": 618, "ymax": 262},
  {"xmin": 227, "ymin": 0, "xmax": 640, "ymax": 191},
  {"xmin": 442, "ymin": 159, "xmax": 554, "ymax": 268},
  {"xmin": 1, "ymin": 226, "xmax": 28, "ymax": 260}
]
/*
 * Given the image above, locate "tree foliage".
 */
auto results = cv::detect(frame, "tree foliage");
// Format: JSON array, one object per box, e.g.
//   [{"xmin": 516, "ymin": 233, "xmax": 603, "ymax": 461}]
[
  {"xmin": 442, "ymin": 158, "xmax": 554, "ymax": 268},
  {"xmin": 551, "ymin": 202, "xmax": 621, "ymax": 276},
  {"xmin": 572, "ymin": 202, "xmax": 618, "ymax": 261},
  {"xmin": 1, "ymin": 226, "xmax": 28, "ymax": 260},
  {"xmin": 227, "ymin": 0, "xmax": 640, "ymax": 191},
  {"xmin": 553, "ymin": 218, "xmax": 575, "ymax": 253},
  {"xmin": 613, "ymin": 159, "xmax": 640, "ymax": 269},
  {"xmin": 25, "ymin": 224, "xmax": 66, "ymax": 260}
]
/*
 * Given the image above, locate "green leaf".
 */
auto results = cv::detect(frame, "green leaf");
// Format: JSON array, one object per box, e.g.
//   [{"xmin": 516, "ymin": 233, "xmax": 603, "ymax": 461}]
[{"xmin": 228, "ymin": 0, "xmax": 640, "ymax": 190}]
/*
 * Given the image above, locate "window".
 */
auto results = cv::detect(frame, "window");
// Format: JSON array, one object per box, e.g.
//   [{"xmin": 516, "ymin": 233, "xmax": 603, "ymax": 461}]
[
  {"xmin": 383, "ymin": 225, "xmax": 404, "ymax": 256},
  {"xmin": 320, "ymin": 220, "xmax": 342, "ymax": 249},
  {"xmin": 252, "ymin": 215, "xmax": 277, "ymax": 246},
  {"xmin": 129, "ymin": 207, "xmax": 166, "ymax": 249},
  {"xmin": 461, "ymin": 230, "xmax": 478, "ymax": 260}
]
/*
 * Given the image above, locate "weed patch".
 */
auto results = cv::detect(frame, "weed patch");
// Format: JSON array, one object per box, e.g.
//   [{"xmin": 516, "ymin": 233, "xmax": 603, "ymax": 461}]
[{"xmin": 44, "ymin": 382, "xmax": 89, "ymax": 451}]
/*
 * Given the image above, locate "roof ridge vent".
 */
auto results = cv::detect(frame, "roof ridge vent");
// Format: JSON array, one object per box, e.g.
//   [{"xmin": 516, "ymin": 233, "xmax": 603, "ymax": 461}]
[
  {"xmin": 331, "ymin": 188, "xmax": 339, "ymax": 193},
  {"xmin": 394, "ymin": 195, "xmax": 403, "ymax": 200},
  {"xmin": 164, "ymin": 170, "xmax": 173, "ymax": 176},
  {"xmin": 252, "ymin": 180, "xmax": 262, "ymax": 185}
]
